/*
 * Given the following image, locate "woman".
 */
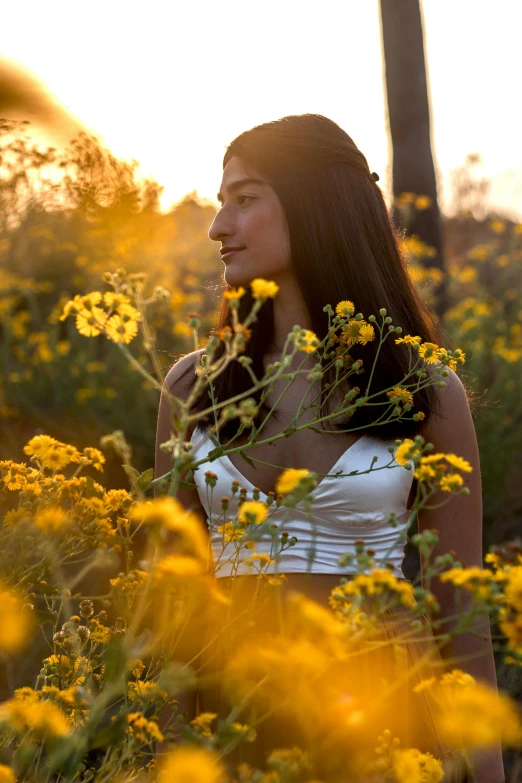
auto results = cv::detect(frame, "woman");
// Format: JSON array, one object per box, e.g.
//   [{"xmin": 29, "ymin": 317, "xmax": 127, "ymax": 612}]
[{"xmin": 155, "ymin": 114, "xmax": 503, "ymax": 781}]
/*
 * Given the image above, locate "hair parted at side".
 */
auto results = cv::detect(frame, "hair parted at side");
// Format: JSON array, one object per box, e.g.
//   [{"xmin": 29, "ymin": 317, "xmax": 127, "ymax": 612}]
[{"xmin": 176, "ymin": 113, "xmax": 450, "ymax": 443}]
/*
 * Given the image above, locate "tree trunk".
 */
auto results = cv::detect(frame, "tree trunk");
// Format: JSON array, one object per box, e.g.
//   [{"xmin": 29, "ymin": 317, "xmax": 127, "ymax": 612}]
[{"xmin": 379, "ymin": 0, "xmax": 447, "ymax": 317}]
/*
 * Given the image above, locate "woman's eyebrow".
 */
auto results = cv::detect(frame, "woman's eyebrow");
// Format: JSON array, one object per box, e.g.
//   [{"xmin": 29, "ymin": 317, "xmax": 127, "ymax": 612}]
[{"xmin": 216, "ymin": 177, "xmax": 266, "ymax": 204}]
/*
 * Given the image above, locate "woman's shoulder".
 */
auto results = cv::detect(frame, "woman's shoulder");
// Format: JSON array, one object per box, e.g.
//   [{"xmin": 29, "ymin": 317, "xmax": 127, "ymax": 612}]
[{"xmin": 421, "ymin": 367, "xmax": 475, "ymax": 449}]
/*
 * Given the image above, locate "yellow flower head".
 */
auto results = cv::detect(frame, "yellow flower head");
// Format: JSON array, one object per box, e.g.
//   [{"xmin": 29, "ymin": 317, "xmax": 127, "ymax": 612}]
[
  {"xmin": 82, "ymin": 447, "xmax": 106, "ymax": 472},
  {"xmin": 438, "ymin": 680, "xmax": 522, "ymax": 749},
  {"xmin": 357, "ymin": 322, "xmax": 375, "ymax": 345},
  {"xmin": 153, "ymin": 554, "xmax": 206, "ymax": 581},
  {"xmin": 0, "ymin": 698, "xmax": 71, "ymax": 739},
  {"xmin": 75, "ymin": 307, "xmax": 106, "ymax": 337},
  {"xmin": 250, "ymin": 279, "xmax": 279, "ymax": 299},
  {"xmin": 394, "ymin": 334, "xmax": 422, "ymax": 347},
  {"xmin": 418, "ymin": 342, "xmax": 441, "ymax": 365},
  {"xmin": 129, "ymin": 497, "xmax": 208, "ymax": 560},
  {"xmin": 392, "ymin": 747, "xmax": 443, "ymax": 783},
  {"xmin": 415, "ymin": 195, "xmax": 433, "ymax": 211},
  {"xmin": 237, "ymin": 500, "xmax": 269, "ymax": 526},
  {"xmin": 275, "ymin": 468, "xmax": 312, "ymax": 495},
  {"xmin": 158, "ymin": 746, "xmax": 227, "ymax": 783},
  {"xmin": 0, "ymin": 585, "xmax": 34, "ymax": 654},
  {"xmin": 393, "ymin": 438, "xmax": 421, "ymax": 467},
  {"xmin": 105, "ymin": 313, "xmax": 139, "ymax": 344},
  {"xmin": 23, "ymin": 435, "xmax": 82, "ymax": 471},
  {"xmin": 387, "ymin": 386, "xmax": 414, "ymax": 407},
  {"xmin": 335, "ymin": 300, "xmax": 355, "ymax": 317},
  {"xmin": 0, "ymin": 766, "xmax": 15, "ymax": 783},
  {"xmin": 297, "ymin": 328, "xmax": 320, "ymax": 353},
  {"xmin": 223, "ymin": 286, "xmax": 246, "ymax": 300},
  {"xmin": 505, "ymin": 566, "xmax": 522, "ymax": 612},
  {"xmin": 33, "ymin": 505, "xmax": 70, "ymax": 535}
]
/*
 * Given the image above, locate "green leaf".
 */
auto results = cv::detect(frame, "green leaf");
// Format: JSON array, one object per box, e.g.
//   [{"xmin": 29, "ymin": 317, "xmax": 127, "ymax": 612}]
[
  {"xmin": 239, "ymin": 451, "xmax": 256, "ymax": 469},
  {"xmin": 103, "ymin": 638, "xmax": 127, "ymax": 683},
  {"xmin": 137, "ymin": 467, "xmax": 154, "ymax": 491}
]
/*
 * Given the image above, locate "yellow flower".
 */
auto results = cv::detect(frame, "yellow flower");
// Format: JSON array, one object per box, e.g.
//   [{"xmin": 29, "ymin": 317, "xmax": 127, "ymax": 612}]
[
  {"xmin": 250, "ymin": 278, "xmax": 279, "ymax": 299},
  {"xmin": 392, "ymin": 747, "xmax": 443, "ymax": 783},
  {"xmin": 357, "ymin": 323, "xmax": 375, "ymax": 345},
  {"xmin": 340, "ymin": 319, "xmax": 367, "ymax": 346},
  {"xmin": 439, "ymin": 668, "xmax": 476, "ymax": 689},
  {"xmin": 153, "ymin": 554, "xmax": 206, "ymax": 581},
  {"xmin": 335, "ymin": 300, "xmax": 355, "ymax": 317},
  {"xmin": 0, "ymin": 765, "xmax": 15, "ymax": 783},
  {"xmin": 23, "ymin": 435, "xmax": 82, "ymax": 471},
  {"xmin": 414, "ymin": 195, "xmax": 433, "ymax": 211},
  {"xmin": 127, "ymin": 711, "xmax": 164, "ymax": 744},
  {"xmin": 105, "ymin": 313, "xmax": 139, "ymax": 344},
  {"xmin": 387, "ymin": 386, "xmax": 414, "ymax": 407},
  {"xmin": 0, "ymin": 698, "xmax": 71, "ymax": 738},
  {"xmin": 190, "ymin": 711, "xmax": 217, "ymax": 737},
  {"xmin": 237, "ymin": 500, "xmax": 269, "ymax": 526},
  {"xmin": 103, "ymin": 292, "xmax": 132, "ymax": 310},
  {"xmin": 33, "ymin": 505, "xmax": 70, "ymax": 534},
  {"xmin": 158, "ymin": 746, "xmax": 227, "ymax": 783},
  {"xmin": 129, "ymin": 497, "xmax": 208, "ymax": 560},
  {"xmin": 223, "ymin": 286, "xmax": 246, "ymax": 300},
  {"xmin": 412, "ymin": 676, "xmax": 436, "ymax": 694},
  {"xmin": 82, "ymin": 447, "xmax": 106, "ymax": 471},
  {"xmin": 418, "ymin": 342, "xmax": 441, "ymax": 365},
  {"xmin": 275, "ymin": 468, "xmax": 312, "ymax": 495},
  {"xmin": 439, "ymin": 473, "xmax": 464, "ymax": 492},
  {"xmin": 394, "ymin": 334, "xmax": 422, "ymax": 347},
  {"xmin": 414, "ymin": 464, "xmax": 437, "ymax": 482},
  {"xmin": 297, "ymin": 328, "xmax": 320, "ymax": 353},
  {"xmin": 438, "ymin": 680, "xmax": 522, "ymax": 749},
  {"xmin": 75, "ymin": 307, "xmax": 106, "ymax": 337},
  {"xmin": 489, "ymin": 219, "xmax": 506, "ymax": 234},
  {"xmin": 505, "ymin": 566, "xmax": 522, "ymax": 612},
  {"xmin": 393, "ymin": 438, "xmax": 421, "ymax": 467},
  {"xmin": 444, "ymin": 454, "xmax": 473, "ymax": 472},
  {"xmin": 216, "ymin": 521, "xmax": 245, "ymax": 544},
  {"xmin": 0, "ymin": 586, "xmax": 34, "ymax": 654}
]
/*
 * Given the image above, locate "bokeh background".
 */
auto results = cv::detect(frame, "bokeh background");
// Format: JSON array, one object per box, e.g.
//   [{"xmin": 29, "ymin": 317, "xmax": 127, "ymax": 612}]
[{"xmin": 1, "ymin": 0, "xmax": 521, "ymax": 755}]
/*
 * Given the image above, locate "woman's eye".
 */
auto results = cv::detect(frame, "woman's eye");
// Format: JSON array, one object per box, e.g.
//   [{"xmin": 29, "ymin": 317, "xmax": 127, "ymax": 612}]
[{"xmin": 238, "ymin": 194, "xmax": 254, "ymax": 205}]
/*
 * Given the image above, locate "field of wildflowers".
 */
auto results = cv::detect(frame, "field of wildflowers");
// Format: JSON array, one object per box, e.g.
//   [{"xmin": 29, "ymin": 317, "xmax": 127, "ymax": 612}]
[{"xmin": 1, "ymin": 123, "xmax": 522, "ymax": 781}]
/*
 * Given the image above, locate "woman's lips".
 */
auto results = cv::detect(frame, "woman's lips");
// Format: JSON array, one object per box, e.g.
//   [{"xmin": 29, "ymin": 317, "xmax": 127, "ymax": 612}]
[{"xmin": 222, "ymin": 248, "xmax": 244, "ymax": 260}]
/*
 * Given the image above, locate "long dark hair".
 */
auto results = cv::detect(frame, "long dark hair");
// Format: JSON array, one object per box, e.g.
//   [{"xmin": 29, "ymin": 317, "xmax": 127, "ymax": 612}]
[{"xmin": 178, "ymin": 114, "xmax": 448, "ymax": 443}]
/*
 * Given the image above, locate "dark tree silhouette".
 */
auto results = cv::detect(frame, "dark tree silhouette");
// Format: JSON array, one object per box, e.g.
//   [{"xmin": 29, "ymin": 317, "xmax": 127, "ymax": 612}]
[{"xmin": 379, "ymin": 0, "xmax": 447, "ymax": 316}]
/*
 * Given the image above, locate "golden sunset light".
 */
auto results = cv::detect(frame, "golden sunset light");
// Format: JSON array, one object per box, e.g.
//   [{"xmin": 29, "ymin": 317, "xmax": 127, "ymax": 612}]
[
  {"xmin": 1, "ymin": 0, "xmax": 521, "ymax": 217},
  {"xmin": 0, "ymin": 3, "xmax": 520, "ymax": 781}
]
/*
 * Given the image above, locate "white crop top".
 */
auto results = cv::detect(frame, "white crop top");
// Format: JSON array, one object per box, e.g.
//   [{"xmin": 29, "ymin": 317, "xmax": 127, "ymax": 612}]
[{"xmin": 189, "ymin": 426, "xmax": 414, "ymax": 579}]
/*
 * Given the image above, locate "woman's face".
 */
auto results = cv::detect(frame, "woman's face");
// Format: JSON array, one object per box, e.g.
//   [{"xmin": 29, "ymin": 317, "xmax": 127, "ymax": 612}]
[{"xmin": 209, "ymin": 156, "xmax": 292, "ymax": 287}]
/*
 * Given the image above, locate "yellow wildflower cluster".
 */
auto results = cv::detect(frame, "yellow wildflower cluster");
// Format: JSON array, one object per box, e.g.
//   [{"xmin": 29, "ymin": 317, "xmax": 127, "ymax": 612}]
[
  {"xmin": 0, "ymin": 697, "xmax": 71, "ymax": 739},
  {"xmin": 60, "ymin": 290, "xmax": 142, "ymax": 344},
  {"xmin": 126, "ymin": 711, "xmax": 164, "ymax": 744},
  {"xmin": 129, "ymin": 496, "xmax": 208, "ymax": 559},
  {"xmin": 23, "ymin": 434, "xmax": 105, "ymax": 472},
  {"xmin": 329, "ymin": 568, "xmax": 415, "ymax": 611},
  {"xmin": 0, "ymin": 585, "xmax": 34, "ymax": 654},
  {"xmin": 339, "ymin": 318, "xmax": 376, "ymax": 347}
]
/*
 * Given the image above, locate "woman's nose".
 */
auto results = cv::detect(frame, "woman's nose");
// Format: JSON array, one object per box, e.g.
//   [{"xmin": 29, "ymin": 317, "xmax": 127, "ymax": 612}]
[{"xmin": 208, "ymin": 208, "xmax": 235, "ymax": 242}]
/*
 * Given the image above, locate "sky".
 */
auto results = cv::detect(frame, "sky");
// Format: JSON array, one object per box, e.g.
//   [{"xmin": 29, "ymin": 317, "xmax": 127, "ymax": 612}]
[{"xmin": 1, "ymin": 0, "xmax": 521, "ymax": 219}]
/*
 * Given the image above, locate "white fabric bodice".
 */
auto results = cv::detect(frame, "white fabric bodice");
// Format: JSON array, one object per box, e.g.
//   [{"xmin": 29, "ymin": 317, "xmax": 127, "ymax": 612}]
[{"xmin": 189, "ymin": 426, "xmax": 414, "ymax": 579}]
